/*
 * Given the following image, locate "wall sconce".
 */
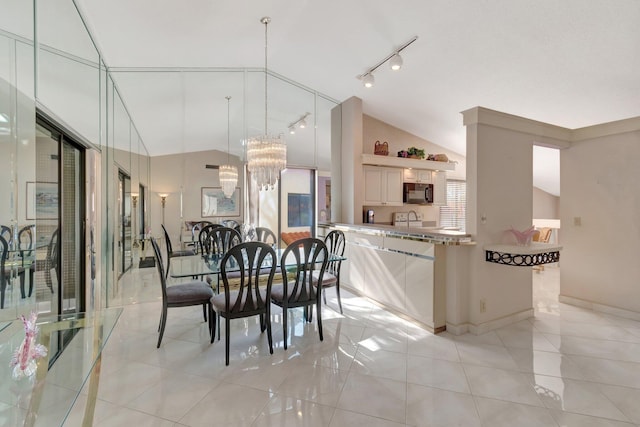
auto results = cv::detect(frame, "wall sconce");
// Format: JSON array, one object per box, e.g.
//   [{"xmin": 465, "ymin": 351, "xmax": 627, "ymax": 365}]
[
  {"xmin": 357, "ymin": 35, "xmax": 418, "ymax": 88},
  {"xmin": 131, "ymin": 192, "xmax": 139, "ymax": 208},
  {"xmin": 158, "ymin": 193, "xmax": 169, "ymax": 225},
  {"xmin": 288, "ymin": 112, "xmax": 311, "ymax": 135}
]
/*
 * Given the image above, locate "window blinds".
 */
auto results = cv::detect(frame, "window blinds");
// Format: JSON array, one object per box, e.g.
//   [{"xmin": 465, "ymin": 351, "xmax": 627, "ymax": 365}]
[{"xmin": 439, "ymin": 180, "xmax": 466, "ymax": 232}]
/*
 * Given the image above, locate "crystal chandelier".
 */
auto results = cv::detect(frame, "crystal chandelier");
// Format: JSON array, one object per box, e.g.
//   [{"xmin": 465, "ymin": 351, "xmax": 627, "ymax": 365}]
[
  {"xmin": 219, "ymin": 96, "xmax": 238, "ymax": 198},
  {"xmin": 247, "ymin": 16, "xmax": 286, "ymax": 191}
]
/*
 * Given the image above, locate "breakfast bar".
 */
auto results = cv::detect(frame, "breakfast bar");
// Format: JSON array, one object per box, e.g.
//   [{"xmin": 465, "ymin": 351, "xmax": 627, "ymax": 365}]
[{"xmin": 332, "ymin": 223, "xmax": 474, "ymax": 333}]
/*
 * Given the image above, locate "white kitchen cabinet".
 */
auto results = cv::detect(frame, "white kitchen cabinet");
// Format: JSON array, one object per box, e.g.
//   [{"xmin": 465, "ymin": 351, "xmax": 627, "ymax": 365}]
[
  {"xmin": 366, "ymin": 249, "xmax": 405, "ymax": 311},
  {"xmin": 405, "ymin": 255, "xmax": 435, "ymax": 325},
  {"xmin": 432, "ymin": 170, "xmax": 447, "ymax": 205},
  {"xmin": 403, "ymin": 169, "xmax": 432, "ymax": 184},
  {"xmin": 363, "ymin": 166, "xmax": 403, "ymax": 206}
]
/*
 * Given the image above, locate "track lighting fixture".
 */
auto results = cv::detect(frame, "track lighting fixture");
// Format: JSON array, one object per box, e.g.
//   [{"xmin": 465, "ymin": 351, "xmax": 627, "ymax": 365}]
[
  {"xmin": 288, "ymin": 112, "xmax": 311, "ymax": 134},
  {"xmin": 357, "ymin": 35, "xmax": 418, "ymax": 88}
]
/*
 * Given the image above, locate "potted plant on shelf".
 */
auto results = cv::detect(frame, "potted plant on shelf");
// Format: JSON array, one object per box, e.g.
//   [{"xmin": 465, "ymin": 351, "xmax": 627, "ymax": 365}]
[{"xmin": 407, "ymin": 147, "xmax": 425, "ymax": 159}]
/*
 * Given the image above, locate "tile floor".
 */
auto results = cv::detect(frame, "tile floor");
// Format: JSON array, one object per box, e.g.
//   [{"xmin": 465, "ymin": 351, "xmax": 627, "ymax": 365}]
[{"xmin": 65, "ymin": 265, "xmax": 640, "ymax": 426}]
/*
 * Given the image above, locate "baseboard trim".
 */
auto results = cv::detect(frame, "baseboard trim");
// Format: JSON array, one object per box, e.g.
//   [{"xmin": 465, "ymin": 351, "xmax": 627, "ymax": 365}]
[
  {"xmin": 468, "ymin": 308, "xmax": 535, "ymax": 335},
  {"xmin": 559, "ymin": 295, "xmax": 640, "ymax": 322}
]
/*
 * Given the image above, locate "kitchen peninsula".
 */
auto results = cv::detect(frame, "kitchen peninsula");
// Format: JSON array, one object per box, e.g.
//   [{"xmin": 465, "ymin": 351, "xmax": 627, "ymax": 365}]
[{"xmin": 332, "ymin": 223, "xmax": 474, "ymax": 333}]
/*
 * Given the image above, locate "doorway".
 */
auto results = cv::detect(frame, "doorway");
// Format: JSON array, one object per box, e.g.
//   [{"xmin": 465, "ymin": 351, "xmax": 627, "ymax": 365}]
[
  {"xmin": 117, "ymin": 170, "xmax": 132, "ymax": 277},
  {"xmin": 35, "ymin": 117, "xmax": 86, "ymax": 317}
]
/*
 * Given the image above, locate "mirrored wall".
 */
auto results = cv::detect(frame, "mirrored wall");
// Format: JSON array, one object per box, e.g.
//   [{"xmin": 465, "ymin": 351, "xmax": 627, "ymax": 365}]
[{"xmin": 1, "ymin": 0, "xmax": 338, "ymax": 317}]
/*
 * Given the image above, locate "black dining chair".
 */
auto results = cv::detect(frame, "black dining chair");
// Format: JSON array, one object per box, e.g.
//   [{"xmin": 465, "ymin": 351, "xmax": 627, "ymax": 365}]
[
  {"xmin": 188, "ymin": 221, "xmax": 213, "ymax": 254},
  {"xmin": 313, "ymin": 230, "xmax": 346, "ymax": 314},
  {"xmin": 197, "ymin": 223, "xmax": 223, "ymax": 256},
  {"xmin": 255, "ymin": 227, "xmax": 277, "ymax": 246},
  {"xmin": 0, "ymin": 236, "xmax": 9, "ymax": 308},
  {"xmin": 271, "ymin": 237, "xmax": 329, "ymax": 350},
  {"xmin": 17, "ymin": 225, "xmax": 36, "ymax": 298},
  {"xmin": 162, "ymin": 224, "xmax": 195, "ymax": 279},
  {"xmin": 150, "ymin": 237, "xmax": 214, "ymax": 348},
  {"xmin": 203, "ymin": 226, "xmax": 241, "ymax": 258},
  {"xmin": 210, "ymin": 241, "xmax": 277, "ymax": 365},
  {"xmin": 44, "ymin": 229, "xmax": 59, "ymax": 294}
]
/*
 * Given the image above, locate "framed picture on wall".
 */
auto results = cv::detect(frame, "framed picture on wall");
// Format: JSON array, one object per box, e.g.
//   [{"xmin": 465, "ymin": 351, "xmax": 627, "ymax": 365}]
[
  {"xmin": 26, "ymin": 181, "xmax": 59, "ymax": 220},
  {"xmin": 201, "ymin": 187, "xmax": 240, "ymax": 217}
]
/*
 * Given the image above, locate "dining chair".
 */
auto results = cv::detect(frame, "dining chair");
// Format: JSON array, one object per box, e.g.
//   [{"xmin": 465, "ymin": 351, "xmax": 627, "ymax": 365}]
[
  {"xmin": 210, "ymin": 241, "xmax": 277, "ymax": 365},
  {"xmin": 17, "ymin": 225, "xmax": 36, "ymax": 298},
  {"xmin": 271, "ymin": 237, "xmax": 328, "ymax": 350},
  {"xmin": 313, "ymin": 230, "xmax": 346, "ymax": 314},
  {"xmin": 0, "ymin": 226, "xmax": 12, "ymax": 246},
  {"xmin": 162, "ymin": 224, "xmax": 195, "ymax": 279},
  {"xmin": 197, "ymin": 223, "xmax": 223, "ymax": 255},
  {"xmin": 202, "ymin": 226, "xmax": 241, "ymax": 258},
  {"xmin": 255, "ymin": 227, "xmax": 277, "ymax": 246},
  {"xmin": 0, "ymin": 236, "xmax": 9, "ymax": 308},
  {"xmin": 44, "ymin": 229, "xmax": 59, "ymax": 294},
  {"xmin": 150, "ymin": 237, "xmax": 214, "ymax": 348},
  {"xmin": 188, "ymin": 221, "xmax": 213, "ymax": 254}
]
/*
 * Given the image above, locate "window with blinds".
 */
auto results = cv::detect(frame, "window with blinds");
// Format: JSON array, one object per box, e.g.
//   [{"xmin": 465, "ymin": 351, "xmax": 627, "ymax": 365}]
[{"xmin": 439, "ymin": 180, "xmax": 466, "ymax": 231}]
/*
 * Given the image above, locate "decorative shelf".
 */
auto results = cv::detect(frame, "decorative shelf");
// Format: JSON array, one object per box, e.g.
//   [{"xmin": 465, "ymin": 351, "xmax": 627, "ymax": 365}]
[
  {"xmin": 484, "ymin": 243, "xmax": 562, "ymax": 267},
  {"xmin": 361, "ymin": 154, "xmax": 456, "ymax": 171}
]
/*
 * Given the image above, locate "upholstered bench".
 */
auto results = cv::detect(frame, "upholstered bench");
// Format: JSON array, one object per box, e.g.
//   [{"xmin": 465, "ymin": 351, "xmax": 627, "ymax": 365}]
[{"xmin": 281, "ymin": 231, "xmax": 312, "ymax": 246}]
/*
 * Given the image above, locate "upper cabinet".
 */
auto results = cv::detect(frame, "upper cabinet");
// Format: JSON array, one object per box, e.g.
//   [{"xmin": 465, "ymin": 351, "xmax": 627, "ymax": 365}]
[
  {"xmin": 363, "ymin": 166, "xmax": 403, "ymax": 206},
  {"xmin": 403, "ymin": 169, "xmax": 432, "ymax": 184},
  {"xmin": 432, "ymin": 170, "xmax": 447, "ymax": 205}
]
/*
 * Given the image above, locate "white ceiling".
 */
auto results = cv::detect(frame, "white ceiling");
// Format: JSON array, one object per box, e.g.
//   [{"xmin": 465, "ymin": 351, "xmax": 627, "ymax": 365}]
[{"xmin": 73, "ymin": 0, "xmax": 640, "ymax": 196}]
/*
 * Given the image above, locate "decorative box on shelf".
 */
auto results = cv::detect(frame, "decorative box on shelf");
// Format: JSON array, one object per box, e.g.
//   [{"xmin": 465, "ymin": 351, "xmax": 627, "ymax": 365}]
[{"xmin": 374, "ymin": 140, "xmax": 389, "ymax": 156}]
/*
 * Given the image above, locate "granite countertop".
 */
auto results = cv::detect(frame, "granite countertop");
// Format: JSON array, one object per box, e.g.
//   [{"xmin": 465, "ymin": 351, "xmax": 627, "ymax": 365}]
[{"xmin": 332, "ymin": 223, "xmax": 475, "ymax": 245}]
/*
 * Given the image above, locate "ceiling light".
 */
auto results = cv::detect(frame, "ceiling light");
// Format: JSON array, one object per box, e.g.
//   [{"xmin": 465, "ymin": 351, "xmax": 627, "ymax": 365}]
[
  {"xmin": 362, "ymin": 73, "xmax": 375, "ymax": 88},
  {"xmin": 247, "ymin": 17, "xmax": 287, "ymax": 191},
  {"xmin": 356, "ymin": 35, "xmax": 418, "ymax": 87},
  {"xmin": 219, "ymin": 96, "xmax": 238, "ymax": 198},
  {"xmin": 389, "ymin": 53, "xmax": 403, "ymax": 71},
  {"xmin": 287, "ymin": 112, "xmax": 311, "ymax": 133}
]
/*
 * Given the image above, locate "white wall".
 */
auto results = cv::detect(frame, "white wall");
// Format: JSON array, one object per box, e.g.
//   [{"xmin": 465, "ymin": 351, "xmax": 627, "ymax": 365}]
[
  {"xmin": 150, "ymin": 149, "xmax": 244, "ymax": 244},
  {"xmin": 560, "ymin": 120, "xmax": 640, "ymax": 315},
  {"xmin": 533, "ymin": 186, "xmax": 559, "ymax": 219}
]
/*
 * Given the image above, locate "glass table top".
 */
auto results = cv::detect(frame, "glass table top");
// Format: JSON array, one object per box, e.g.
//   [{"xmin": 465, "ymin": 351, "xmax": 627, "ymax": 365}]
[{"xmin": 0, "ymin": 308, "xmax": 122, "ymax": 426}]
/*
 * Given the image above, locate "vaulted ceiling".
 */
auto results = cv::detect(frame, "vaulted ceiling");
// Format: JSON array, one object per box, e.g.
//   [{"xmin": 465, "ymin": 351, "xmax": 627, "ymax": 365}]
[{"xmin": 68, "ymin": 1, "xmax": 640, "ymax": 194}]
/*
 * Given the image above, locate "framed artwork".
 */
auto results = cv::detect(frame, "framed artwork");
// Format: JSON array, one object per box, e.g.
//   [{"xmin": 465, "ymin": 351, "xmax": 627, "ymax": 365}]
[
  {"xmin": 26, "ymin": 182, "xmax": 59, "ymax": 220},
  {"xmin": 201, "ymin": 187, "xmax": 240, "ymax": 217},
  {"xmin": 287, "ymin": 193, "xmax": 312, "ymax": 227}
]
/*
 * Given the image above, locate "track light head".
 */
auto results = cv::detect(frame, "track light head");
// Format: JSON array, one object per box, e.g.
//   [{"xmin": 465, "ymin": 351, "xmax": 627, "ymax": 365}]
[
  {"xmin": 289, "ymin": 126, "xmax": 295, "ymax": 134},
  {"xmin": 362, "ymin": 73, "xmax": 375, "ymax": 88},
  {"xmin": 389, "ymin": 53, "xmax": 403, "ymax": 71},
  {"xmin": 299, "ymin": 118, "xmax": 307, "ymax": 129}
]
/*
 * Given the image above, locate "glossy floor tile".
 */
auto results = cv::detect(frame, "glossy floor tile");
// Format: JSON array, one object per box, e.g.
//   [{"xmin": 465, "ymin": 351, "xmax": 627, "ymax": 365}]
[{"xmin": 57, "ymin": 265, "xmax": 640, "ymax": 426}]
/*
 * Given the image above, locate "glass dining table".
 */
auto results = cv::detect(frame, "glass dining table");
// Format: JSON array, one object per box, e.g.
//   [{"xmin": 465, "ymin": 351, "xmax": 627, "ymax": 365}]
[{"xmin": 169, "ymin": 250, "xmax": 346, "ymax": 280}]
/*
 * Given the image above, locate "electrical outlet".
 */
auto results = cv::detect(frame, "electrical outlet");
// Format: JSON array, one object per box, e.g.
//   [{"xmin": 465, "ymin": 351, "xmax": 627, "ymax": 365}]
[
  {"xmin": 573, "ymin": 217, "xmax": 582, "ymax": 226},
  {"xmin": 480, "ymin": 299, "xmax": 487, "ymax": 313}
]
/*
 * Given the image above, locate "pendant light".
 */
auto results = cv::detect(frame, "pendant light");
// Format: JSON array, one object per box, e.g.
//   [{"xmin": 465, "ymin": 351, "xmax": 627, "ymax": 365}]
[
  {"xmin": 246, "ymin": 16, "xmax": 287, "ymax": 191},
  {"xmin": 219, "ymin": 96, "xmax": 238, "ymax": 198}
]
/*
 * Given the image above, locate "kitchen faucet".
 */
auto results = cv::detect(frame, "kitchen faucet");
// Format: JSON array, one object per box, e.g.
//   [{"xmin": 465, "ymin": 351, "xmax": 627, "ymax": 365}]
[{"xmin": 406, "ymin": 210, "xmax": 418, "ymax": 227}]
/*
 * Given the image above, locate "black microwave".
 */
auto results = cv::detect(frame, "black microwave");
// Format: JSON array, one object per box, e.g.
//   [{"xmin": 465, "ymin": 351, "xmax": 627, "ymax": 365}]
[{"xmin": 403, "ymin": 183, "xmax": 434, "ymax": 204}]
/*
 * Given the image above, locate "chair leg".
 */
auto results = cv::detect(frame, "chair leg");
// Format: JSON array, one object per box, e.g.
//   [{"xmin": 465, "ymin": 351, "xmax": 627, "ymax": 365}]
[
  {"xmin": 260, "ymin": 313, "xmax": 266, "ymax": 332},
  {"xmin": 323, "ymin": 288, "xmax": 327, "ymax": 305},
  {"xmin": 19, "ymin": 273, "xmax": 26, "ymax": 299},
  {"xmin": 157, "ymin": 306, "xmax": 168, "ymax": 348},
  {"xmin": 202, "ymin": 304, "xmax": 207, "ymax": 322},
  {"xmin": 282, "ymin": 308, "xmax": 288, "ymax": 350},
  {"xmin": 225, "ymin": 316, "xmax": 230, "ymax": 366},
  {"xmin": 1, "ymin": 277, "xmax": 5, "ymax": 309},
  {"xmin": 316, "ymin": 303, "xmax": 323, "ymax": 342},
  {"xmin": 210, "ymin": 308, "xmax": 216, "ymax": 344},
  {"xmin": 28, "ymin": 269, "xmax": 34, "ymax": 297},
  {"xmin": 266, "ymin": 309, "xmax": 273, "ymax": 355},
  {"xmin": 336, "ymin": 283, "xmax": 343, "ymax": 314}
]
